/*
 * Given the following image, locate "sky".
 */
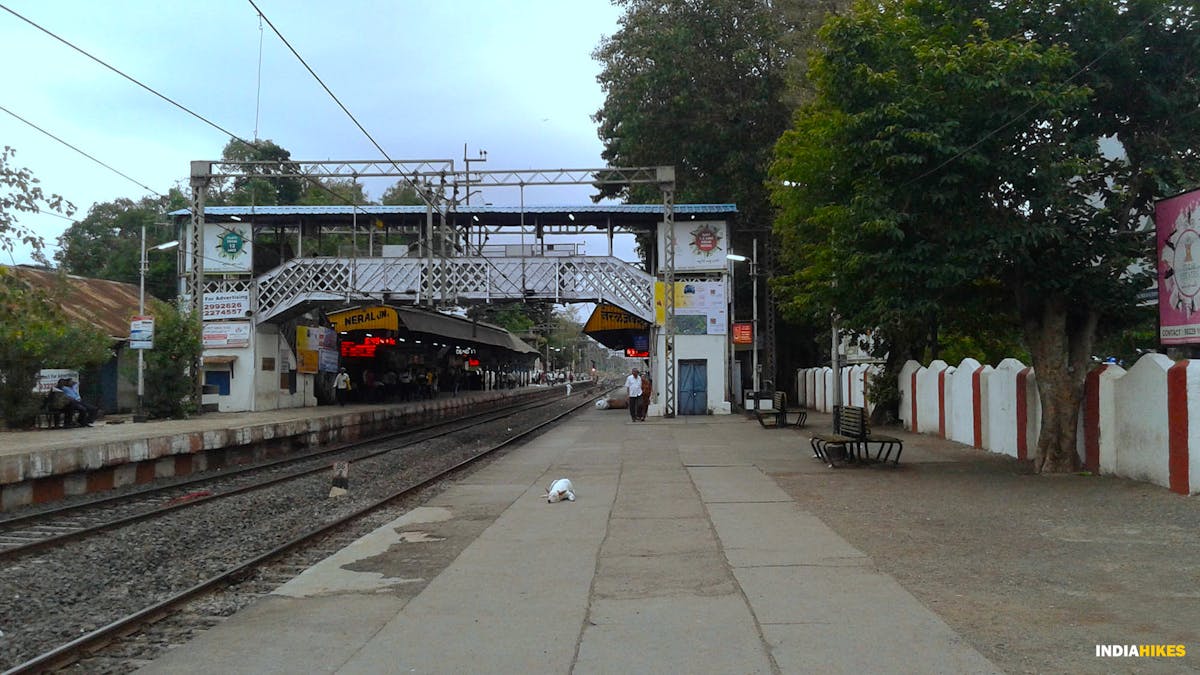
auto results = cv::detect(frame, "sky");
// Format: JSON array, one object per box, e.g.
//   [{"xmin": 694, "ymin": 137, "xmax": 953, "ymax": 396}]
[{"xmin": 1, "ymin": 0, "xmax": 635, "ymax": 265}]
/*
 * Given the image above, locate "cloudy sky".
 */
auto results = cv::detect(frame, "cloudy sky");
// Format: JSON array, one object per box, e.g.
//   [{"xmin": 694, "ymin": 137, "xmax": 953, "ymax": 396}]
[{"xmin": 1, "ymin": 0, "xmax": 630, "ymax": 265}]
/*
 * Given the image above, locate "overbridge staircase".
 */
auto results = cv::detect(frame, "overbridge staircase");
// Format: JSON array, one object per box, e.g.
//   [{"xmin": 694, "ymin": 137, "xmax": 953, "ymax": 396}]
[{"xmin": 204, "ymin": 256, "xmax": 656, "ymax": 323}]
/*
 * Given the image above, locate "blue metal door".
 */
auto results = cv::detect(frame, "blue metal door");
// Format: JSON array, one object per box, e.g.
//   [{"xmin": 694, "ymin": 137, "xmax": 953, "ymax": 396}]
[{"xmin": 679, "ymin": 360, "xmax": 707, "ymax": 415}]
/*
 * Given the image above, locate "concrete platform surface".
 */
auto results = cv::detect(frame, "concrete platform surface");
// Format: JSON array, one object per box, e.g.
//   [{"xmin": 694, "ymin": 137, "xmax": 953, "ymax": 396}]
[
  {"xmin": 0, "ymin": 386, "xmax": 563, "ymax": 510},
  {"xmin": 138, "ymin": 410, "xmax": 999, "ymax": 674}
]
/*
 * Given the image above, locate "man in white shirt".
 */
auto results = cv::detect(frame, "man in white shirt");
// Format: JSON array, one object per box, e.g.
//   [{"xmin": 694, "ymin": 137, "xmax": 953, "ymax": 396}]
[
  {"xmin": 624, "ymin": 367, "xmax": 643, "ymax": 423},
  {"xmin": 333, "ymin": 368, "xmax": 351, "ymax": 406}
]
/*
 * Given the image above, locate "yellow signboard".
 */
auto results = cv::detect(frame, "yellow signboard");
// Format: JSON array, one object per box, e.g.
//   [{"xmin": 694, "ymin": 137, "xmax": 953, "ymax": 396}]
[
  {"xmin": 296, "ymin": 349, "xmax": 319, "ymax": 374},
  {"xmin": 328, "ymin": 306, "xmax": 398, "ymax": 332},
  {"xmin": 584, "ymin": 303, "xmax": 650, "ymax": 332}
]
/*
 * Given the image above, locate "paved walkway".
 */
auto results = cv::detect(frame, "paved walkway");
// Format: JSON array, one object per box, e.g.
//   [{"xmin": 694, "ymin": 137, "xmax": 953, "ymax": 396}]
[{"xmin": 140, "ymin": 410, "xmax": 997, "ymax": 674}]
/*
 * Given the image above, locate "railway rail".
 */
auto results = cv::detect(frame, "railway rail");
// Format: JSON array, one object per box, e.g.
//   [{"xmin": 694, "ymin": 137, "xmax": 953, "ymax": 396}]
[
  {"xmin": 0, "ymin": 385, "xmax": 608, "ymax": 674},
  {"xmin": 0, "ymin": 387, "xmax": 568, "ymax": 559}
]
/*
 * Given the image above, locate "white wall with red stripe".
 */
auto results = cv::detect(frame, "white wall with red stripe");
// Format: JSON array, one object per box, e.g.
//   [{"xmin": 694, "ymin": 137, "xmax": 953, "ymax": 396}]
[
  {"xmin": 903, "ymin": 354, "xmax": 1194, "ymax": 495},
  {"xmin": 794, "ymin": 364, "xmax": 880, "ymax": 414},
  {"xmin": 797, "ymin": 354, "xmax": 1197, "ymax": 495}
]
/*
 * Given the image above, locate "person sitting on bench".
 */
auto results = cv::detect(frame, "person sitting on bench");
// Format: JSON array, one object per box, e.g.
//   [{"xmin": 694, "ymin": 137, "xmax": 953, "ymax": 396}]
[{"xmin": 57, "ymin": 377, "xmax": 97, "ymax": 427}]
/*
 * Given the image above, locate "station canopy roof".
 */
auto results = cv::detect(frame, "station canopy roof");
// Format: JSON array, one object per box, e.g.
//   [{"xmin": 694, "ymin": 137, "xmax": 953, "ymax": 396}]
[
  {"xmin": 169, "ymin": 204, "xmax": 737, "ymax": 231},
  {"xmin": 327, "ymin": 305, "xmax": 538, "ymax": 355},
  {"xmin": 582, "ymin": 302, "xmax": 651, "ymax": 351}
]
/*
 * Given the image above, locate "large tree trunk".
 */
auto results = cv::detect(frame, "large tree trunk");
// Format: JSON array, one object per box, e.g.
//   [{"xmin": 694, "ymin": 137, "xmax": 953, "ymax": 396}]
[{"xmin": 1018, "ymin": 293, "xmax": 1098, "ymax": 473}]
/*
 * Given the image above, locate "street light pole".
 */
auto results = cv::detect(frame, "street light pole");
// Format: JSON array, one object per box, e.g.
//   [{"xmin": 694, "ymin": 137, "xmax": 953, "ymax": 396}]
[
  {"xmin": 136, "ymin": 224, "xmax": 147, "ymax": 422},
  {"xmin": 751, "ymin": 238, "xmax": 759, "ymax": 394},
  {"xmin": 136, "ymin": 229, "xmax": 178, "ymax": 423}
]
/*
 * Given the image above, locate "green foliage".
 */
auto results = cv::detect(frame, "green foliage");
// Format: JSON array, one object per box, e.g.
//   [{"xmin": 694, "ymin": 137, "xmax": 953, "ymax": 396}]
[
  {"xmin": 1, "ymin": 146, "xmax": 73, "ymax": 262},
  {"xmin": 299, "ymin": 178, "xmax": 369, "ymax": 206},
  {"xmin": 53, "ymin": 196, "xmax": 179, "ymax": 301},
  {"xmin": 467, "ymin": 303, "xmax": 541, "ymax": 334},
  {"xmin": 212, "ymin": 139, "xmax": 303, "ymax": 206},
  {"xmin": 771, "ymin": 0, "xmax": 1200, "ymax": 466},
  {"xmin": 593, "ymin": 0, "xmax": 794, "ymax": 228},
  {"xmin": 0, "ymin": 269, "xmax": 112, "ymax": 427},
  {"xmin": 141, "ymin": 305, "xmax": 201, "ymax": 419},
  {"xmin": 0, "ymin": 148, "xmax": 112, "ymax": 427},
  {"xmin": 380, "ymin": 182, "xmax": 425, "ymax": 206}
]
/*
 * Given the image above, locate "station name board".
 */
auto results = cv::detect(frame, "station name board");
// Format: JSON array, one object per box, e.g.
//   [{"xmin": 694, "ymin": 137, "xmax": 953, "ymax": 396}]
[{"xmin": 329, "ymin": 306, "xmax": 398, "ymax": 332}]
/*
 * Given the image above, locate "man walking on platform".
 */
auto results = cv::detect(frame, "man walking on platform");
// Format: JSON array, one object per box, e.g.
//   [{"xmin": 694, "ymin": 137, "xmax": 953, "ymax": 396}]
[
  {"xmin": 333, "ymin": 368, "xmax": 351, "ymax": 406},
  {"xmin": 624, "ymin": 367, "xmax": 643, "ymax": 423}
]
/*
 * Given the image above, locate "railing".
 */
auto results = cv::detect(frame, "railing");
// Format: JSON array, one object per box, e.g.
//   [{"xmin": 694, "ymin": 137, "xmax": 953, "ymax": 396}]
[{"xmin": 204, "ymin": 255, "xmax": 655, "ymax": 323}]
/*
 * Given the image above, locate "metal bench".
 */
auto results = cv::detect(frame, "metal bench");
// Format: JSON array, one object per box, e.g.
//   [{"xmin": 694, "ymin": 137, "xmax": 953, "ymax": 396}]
[
  {"xmin": 755, "ymin": 392, "xmax": 807, "ymax": 428},
  {"xmin": 810, "ymin": 405, "xmax": 902, "ymax": 467}
]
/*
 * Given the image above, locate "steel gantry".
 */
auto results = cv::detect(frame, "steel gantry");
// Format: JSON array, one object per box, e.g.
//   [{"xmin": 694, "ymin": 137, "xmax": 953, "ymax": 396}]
[{"xmin": 186, "ymin": 160, "xmax": 680, "ymax": 416}]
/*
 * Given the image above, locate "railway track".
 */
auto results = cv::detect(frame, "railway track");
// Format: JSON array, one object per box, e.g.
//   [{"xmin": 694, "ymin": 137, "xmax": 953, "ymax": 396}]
[
  {"xmin": 0, "ymin": 385, "xmax": 607, "ymax": 674},
  {"xmin": 0, "ymin": 388, "xmax": 569, "ymax": 559}
]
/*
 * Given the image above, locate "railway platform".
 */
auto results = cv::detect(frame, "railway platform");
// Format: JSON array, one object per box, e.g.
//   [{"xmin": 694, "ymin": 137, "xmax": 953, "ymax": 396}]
[
  {"xmin": 136, "ymin": 408, "xmax": 999, "ymax": 674},
  {"xmin": 0, "ymin": 385, "xmax": 566, "ymax": 511}
]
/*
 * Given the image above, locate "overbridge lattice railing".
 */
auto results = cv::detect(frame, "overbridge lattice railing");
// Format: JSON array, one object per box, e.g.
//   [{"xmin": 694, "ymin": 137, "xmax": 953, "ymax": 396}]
[{"xmin": 204, "ymin": 256, "xmax": 655, "ymax": 323}]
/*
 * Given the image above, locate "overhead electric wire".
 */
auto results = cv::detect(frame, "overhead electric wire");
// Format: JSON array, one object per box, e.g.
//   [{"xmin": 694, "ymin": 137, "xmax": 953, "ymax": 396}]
[
  {"xmin": 4, "ymin": 1, "xmax": 521, "ymax": 299},
  {"xmin": 0, "ymin": 103, "xmax": 164, "ymax": 199},
  {"xmin": 0, "ymin": 4, "xmax": 249, "ymax": 150},
  {"xmin": 246, "ymin": 0, "xmax": 525, "ymax": 295},
  {"xmin": 0, "ymin": 3, "xmax": 375, "ymax": 217}
]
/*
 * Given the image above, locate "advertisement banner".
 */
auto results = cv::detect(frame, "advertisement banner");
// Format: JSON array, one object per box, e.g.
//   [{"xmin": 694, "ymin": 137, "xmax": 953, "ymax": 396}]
[
  {"xmin": 657, "ymin": 221, "xmax": 730, "ymax": 272},
  {"xmin": 297, "ymin": 326, "xmax": 339, "ymax": 373},
  {"xmin": 130, "ymin": 316, "xmax": 154, "ymax": 349},
  {"xmin": 203, "ymin": 223, "xmax": 253, "ymax": 274},
  {"xmin": 34, "ymin": 369, "xmax": 79, "ymax": 393},
  {"xmin": 654, "ymin": 281, "xmax": 728, "ymax": 335},
  {"xmin": 1157, "ymin": 187, "xmax": 1200, "ymax": 344},
  {"xmin": 202, "ymin": 322, "xmax": 252, "ymax": 348},
  {"xmin": 732, "ymin": 322, "xmax": 753, "ymax": 345},
  {"xmin": 297, "ymin": 349, "xmax": 319, "ymax": 374},
  {"xmin": 203, "ymin": 291, "xmax": 251, "ymax": 320}
]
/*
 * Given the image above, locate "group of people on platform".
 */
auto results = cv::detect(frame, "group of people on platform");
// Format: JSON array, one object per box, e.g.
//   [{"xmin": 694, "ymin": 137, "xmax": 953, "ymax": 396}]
[
  {"xmin": 333, "ymin": 366, "xmax": 446, "ymax": 406},
  {"xmin": 332, "ymin": 365, "xmax": 532, "ymax": 406}
]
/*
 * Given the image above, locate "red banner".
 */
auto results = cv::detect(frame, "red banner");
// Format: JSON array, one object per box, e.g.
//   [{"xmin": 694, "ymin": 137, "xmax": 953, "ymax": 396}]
[{"xmin": 732, "ymin": 322, "xmax": 753, "ymax": 345}]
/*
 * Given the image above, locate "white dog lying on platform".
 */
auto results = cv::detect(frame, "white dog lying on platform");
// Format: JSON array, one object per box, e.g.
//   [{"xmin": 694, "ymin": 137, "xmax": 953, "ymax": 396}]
[{"xmin": 545, "ymin": 478, "xmax": 575, "ymax": 503}]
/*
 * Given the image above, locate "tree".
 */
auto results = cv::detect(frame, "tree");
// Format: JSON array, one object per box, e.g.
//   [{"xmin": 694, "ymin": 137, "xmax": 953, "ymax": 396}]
[
  {"xmin": 299, "ymin": 178, "xmax": 369, "ymax": 206},
  {"xmin": 1, "ymin": 146, "xmax": 73, "ymax": 262},
  {"xmin": 54, "ymin": 193, "xmax": 184, "ymax": 302},
  {"xmin": 593, "ymin": 0, "xmax": 849, "ymax": 381},
  {"xmin": 771, "ymin": 0, "xmax": 1200, "ymax": 471},
  {"xmin": 0, "ymin": 148, "xmax": 112, "ymax": 427},
  {"xmin": 593, "ymin": 0, "xmax": 793, "ymax": 224},
  {"xmin": 0, "ymin": 270, "xmax": 113, "ymax": 427},
  {"xmin": 140, "ymin": 302, "xmax": 201, "ymax": 418},
  {"xmin": 212, "ymin": 138, "xmax": 303, "ymax": 206},
  {"xmin": 380, "ymin": 181, "xmax": 425, "ymax": 206}
]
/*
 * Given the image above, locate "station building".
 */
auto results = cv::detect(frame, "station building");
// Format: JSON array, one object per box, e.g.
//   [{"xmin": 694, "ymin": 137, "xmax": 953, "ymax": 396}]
[{"xmin": 170, "ymin": 204, "xmax": 739, "ymax": 416}]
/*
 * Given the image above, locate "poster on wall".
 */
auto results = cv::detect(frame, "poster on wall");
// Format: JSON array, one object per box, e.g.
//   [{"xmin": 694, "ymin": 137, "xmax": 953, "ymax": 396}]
[
  {"xmin": 1157, "ymin": 187, "xmax": 1200, "ymax": 344},
  {"xmin": 203, "ymin": 223, "xmax": 253, "ymax": 274},
  {"xmin": 203, "ymin": 291, "xmax": 251, "ymax": 320},
  {"xmin": 653, "ymin": 281, "xmax": 728, "ymax": 335},
  {"xmin": 202, "ymin": 322, "xmax": 252, "ymax": 348},
  {"xmin": 657, "ymin": 221, "xmax": 729, "ymax": 271},
  {"xmin": 297, "ymin": 326, "xmax": 339, "ymax": 374}
]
